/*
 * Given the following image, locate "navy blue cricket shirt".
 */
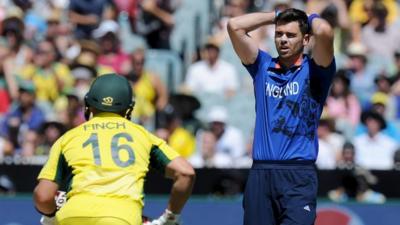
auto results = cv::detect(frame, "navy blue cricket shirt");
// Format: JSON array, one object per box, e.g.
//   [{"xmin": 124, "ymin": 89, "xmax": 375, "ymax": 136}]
[{"xmin": 244, "ymin": 50, "xmax": 336, "ymax": 161}]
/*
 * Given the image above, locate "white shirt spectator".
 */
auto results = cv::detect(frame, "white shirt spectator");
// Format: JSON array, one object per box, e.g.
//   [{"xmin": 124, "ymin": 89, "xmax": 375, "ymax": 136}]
[
  {"xmin": 206, "ymin": 106, "xmax": 245, "ymax": 160},
  {"xmin": 354, "ymin": 133, "xmax": 398, "ymax": 170},
  {"xmin": 362, "ymin": 23, "xmax": 400, "ymax": 64},
  {"xmin": 188, "ymin": 129, "xmax": 233, "ymax": 168},
  {"xmin": 189, "ymin": 152, "xmax": 232, "ymax": 168},
  {"xmin": 215, "ymin": 125, "xmax": 245, "ymax": 159},
  {"xmin": 184, "ymin": 59, "xmax": 239, "ymax": 96},
  {"xmin": 316, "ymin": 133, "xmax": 345, "ymax": 169}
]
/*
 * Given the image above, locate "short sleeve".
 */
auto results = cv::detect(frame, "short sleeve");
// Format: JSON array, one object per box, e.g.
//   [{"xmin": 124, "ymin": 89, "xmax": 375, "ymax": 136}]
[
  {"xmin": 38, "ymin": 137, "xmax": 68, "ymax": 185},
  {"xmin": 148, "ymin": 132, "xmax": 180, "ymax": 174},
  {"xmin": 243, "ymin": 50, "xmax": 272, "ymax": 79},
  {"xmin": 309, "ymin": 58, "xmax": 336, "ymax": 103}
]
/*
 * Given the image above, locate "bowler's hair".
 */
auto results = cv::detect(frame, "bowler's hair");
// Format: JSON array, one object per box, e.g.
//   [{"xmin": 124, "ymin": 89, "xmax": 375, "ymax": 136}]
[{"xmin": 275, "ymin": 8, "xmax": 310, "ymax": 35}]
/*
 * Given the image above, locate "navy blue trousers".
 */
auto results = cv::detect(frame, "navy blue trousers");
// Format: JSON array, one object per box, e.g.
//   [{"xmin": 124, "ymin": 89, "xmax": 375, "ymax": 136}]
[{"xmin": 243, "ymin": 160, "xmax": 318, "ymax": 225}]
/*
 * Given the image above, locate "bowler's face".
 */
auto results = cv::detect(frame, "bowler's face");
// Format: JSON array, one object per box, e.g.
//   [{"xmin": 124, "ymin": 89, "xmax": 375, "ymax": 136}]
[{"xmin": 274, "ymin": 21, "xmax": 308, "ymax": 59}]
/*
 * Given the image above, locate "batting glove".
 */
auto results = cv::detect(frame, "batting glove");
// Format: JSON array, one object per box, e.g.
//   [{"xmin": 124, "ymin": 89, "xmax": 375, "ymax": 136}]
[
  {"xmin": 55, "ymin": 191, "xmax": 67, "ymax": 210},
  {"xmin": 40, "ymin": 216, "xmax": 55, "ymax": 225},
  {"xmin": 151, "ymin": 209, "xmax": 181, "ymax": 225},
  {"xmin": 39, "ymin": 191, "xmax": 66, "ymax": 225}
]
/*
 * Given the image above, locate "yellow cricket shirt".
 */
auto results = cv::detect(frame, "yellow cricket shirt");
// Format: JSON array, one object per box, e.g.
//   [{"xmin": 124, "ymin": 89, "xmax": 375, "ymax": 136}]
[{"xmin": 38, "ymin": 112, "xmax": 179, "ymax": 224}]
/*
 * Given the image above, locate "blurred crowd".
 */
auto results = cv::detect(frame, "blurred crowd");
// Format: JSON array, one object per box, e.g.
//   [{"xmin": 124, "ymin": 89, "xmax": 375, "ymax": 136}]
[{"xmin": 0, "ymin": 0, "xmax": 400, "ymax": 184}]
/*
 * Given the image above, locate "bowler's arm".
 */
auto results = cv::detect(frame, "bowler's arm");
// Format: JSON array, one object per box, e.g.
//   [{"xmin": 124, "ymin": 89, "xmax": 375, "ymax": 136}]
[
  {"xmin": 310, "ymin": 16, "xmax": 334, "ymax": 67},
  {"xmin": 227, "ymin": 12, "xmax": 275, "ymax": 65}
]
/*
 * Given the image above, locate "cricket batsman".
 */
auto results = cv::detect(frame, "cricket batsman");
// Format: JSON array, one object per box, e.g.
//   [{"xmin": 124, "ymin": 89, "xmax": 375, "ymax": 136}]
[{"xmin": 34, "ymin": 73, "xmax": 195, "ymax": 225}]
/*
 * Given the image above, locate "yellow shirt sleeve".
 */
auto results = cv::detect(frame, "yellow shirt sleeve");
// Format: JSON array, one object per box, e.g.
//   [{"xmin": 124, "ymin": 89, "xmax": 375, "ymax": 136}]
[
  {"xmin": 148, "ymin": 131, "xmax": 180, "ymax": 174},
  {"xmin": 37, "ymin": 136, "xmax": 68, "ymax": 185}
]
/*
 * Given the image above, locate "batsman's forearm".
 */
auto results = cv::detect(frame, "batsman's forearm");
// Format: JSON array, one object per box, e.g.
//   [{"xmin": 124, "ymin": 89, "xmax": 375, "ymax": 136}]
[
  {"xmin": 167, "ymin": 173, "xmax": 195, "ymax": 213},
  {"xmin": 34, "ymin": 198, "xmax": 57, "ymax": 216},
  {"xmin": 228, "ymin": 12, "xmax": 275, "ymax": 34}
]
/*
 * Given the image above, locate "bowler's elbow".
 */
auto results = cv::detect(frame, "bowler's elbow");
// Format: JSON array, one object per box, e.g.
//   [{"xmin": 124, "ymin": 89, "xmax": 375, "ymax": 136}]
[
  {"xmin": 227, "ymin": 18, "xmax": 243, "ymax": 34},
  {"xmin": 227, "ymin": 18, "xmax": 236, "ymax": 32}
]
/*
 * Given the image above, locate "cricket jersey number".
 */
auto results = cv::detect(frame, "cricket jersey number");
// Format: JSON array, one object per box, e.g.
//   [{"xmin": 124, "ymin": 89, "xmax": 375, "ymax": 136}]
[{"xmin": 83, "ymin": 132, "xmax": 135, "ymax": 167}]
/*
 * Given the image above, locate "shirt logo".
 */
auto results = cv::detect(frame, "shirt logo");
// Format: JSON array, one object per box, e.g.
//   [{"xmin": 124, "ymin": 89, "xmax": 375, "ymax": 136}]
[
  {"xmin": 102, "ymin": 97, "xmax": 114, "ymax": 106},
  {"xmin": 265, "ymin": 82, "xmax": 299, "ymax": 98},
  {"xmin": 304, "ymin": 205, "xmax": 311, "ymax": 212}
]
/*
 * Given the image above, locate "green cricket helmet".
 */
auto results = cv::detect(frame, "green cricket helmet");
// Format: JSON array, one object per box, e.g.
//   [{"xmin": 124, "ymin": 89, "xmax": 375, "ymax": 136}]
[{"xmin": 85, "ymin": 73, "xmax": 134, "ymax": 113}]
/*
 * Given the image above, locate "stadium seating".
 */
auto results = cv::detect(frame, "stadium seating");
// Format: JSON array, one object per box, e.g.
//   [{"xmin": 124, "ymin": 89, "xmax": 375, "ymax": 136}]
[{"xmin": 144, "ymin": 49, "xmax": 184, "ymax": 93}]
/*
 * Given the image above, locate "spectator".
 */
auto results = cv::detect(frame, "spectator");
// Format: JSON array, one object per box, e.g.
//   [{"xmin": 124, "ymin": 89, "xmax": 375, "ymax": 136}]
[
  {"xmin": 336, "ymin": 142, "xmax": 357, "ymax": 170},
  {"xmin": 329, "ymin": 142, "xmax": 386, "ymax": 203},
  {"xmin": 234, "ymin": 131, "xmax": 253, "ymax": 168},
  {"xmin": 354, "ymin": 110, "xmax": 398, "ymax": 170},
  {"xmin": 189, "ymin": 129, "xmax": 232, "ymax": 168},
  {"xmin": 1, "ymin": 6, "xmax": 33, "ymax": 67},
  {"xmin": 93, "ymin": 20, "xmax": 131, "ymax": 75},
  {"xmin": 44, "ymin": 8, "xmax": 63, "ymax": 40},
  {"xmin": 0, "ymin": 80, "xmax": 45, "ymax": 156},
  {"xmin": 168, "ymin": 93, "xmax": 202, "ymax": 135},
  {"xmin": 0, "ymin": 38, "xmax": 14, "ymax": 116},
  {"xmin": 76, "ymin": 39, "xmax": 114, "ymax": 75},
  {"xmin": 68, "ymin": 0, "xmax": 112, "ymax": 39},
  {"xmin": 44, "ymin": 8, "xmax": 77, "ymax": 64},
  {"xmin": 183, "ymin": 40, "xmax": 239, "ymax": 99},
  {"xmin": 18, "ymin": 39, "xmax": 74, "ymax": 111},
  {"xmin": 370, "ymin": 90, "xmax": 396, "ymax": 120},
  {"xmin": 316, "ymin": 118, "xmax": 345, "ymax": 169},
  {"xmin": 127, "ymin": 47, "xmax": 169, "ymax": 125},
  {"xmin": 211, "ymin": 0, "xmax": 267, "ymax": 49},
  {"xmin": 394, "ymin": 51, "xmax": 400, "ymax": 78},
  {"xmin": 354, "ymin": 92, "xmax": 400, "ymax": 142},
  {"xmin": 113, "ymin": 0, "xmax": 138, "ymax": 33},
  {"xmin": 391, "ymin": 51, "xmax": 400, "ymax": 119},
  {"xmin": 345, "ymin": 42, "xmax": 377, "ymax": 108},
  {"xmin": 203, "ymin": 106, "xmax": 245, "ymax": 164},
  {"xmin": 361, "ymin": 1, "xmax": 400, "ymax": 65},
  {"xmin": 324, "ymin": 69, "xmax": 361, "ymax": 137},
  {"xmin": 53, "ymin": 89, "xmax": 85, "ymax": 130},
  {"xmin": 135, "ymin": 0, "xmax": 181, "ymax": 49},
  {"xmin": 349, "ymin": 0, "xmax": 398, "ymax": 43},
  {"xmin": 155, "ymin": 105, "xmax": 196, "ymax": 158},
  {"xmin": 35, "ymin": 121, "xmax": 66, "ymax": 155},
  {"xmin": 370, "ymin": 75, "xmax": 397, "ymax": 120},
  {"xmin": 70, "ymin": 54, "xmax": 97, "ymax": 86},
  {"xmin": 20, "ymin": 0, "xmax": 48, "ymax": 42}
]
